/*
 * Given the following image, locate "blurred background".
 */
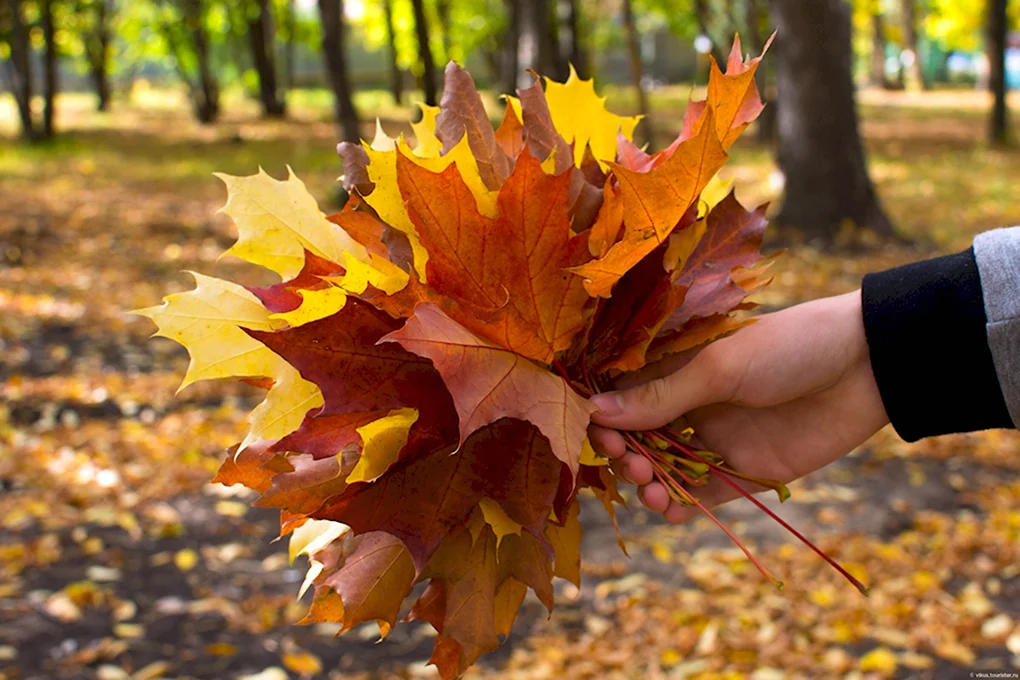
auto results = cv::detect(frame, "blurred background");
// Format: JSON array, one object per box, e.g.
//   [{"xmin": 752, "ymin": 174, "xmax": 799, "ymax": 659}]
[{"xmin": 1, "ymin": 1, "xmax": 1019, "ymax": 679}]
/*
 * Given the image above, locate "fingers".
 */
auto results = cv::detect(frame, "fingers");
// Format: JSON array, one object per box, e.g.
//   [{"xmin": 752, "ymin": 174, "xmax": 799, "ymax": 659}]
[
  {"xmin": 661, "ymin": 478, "xmax": 744, "ymax": 523},
  {"xmin": 588, "ymin": 426, "xmax": 626, "ymax": 459},
  {"xmin": 609, "ymin": 452, "xmax": 653, "ymax": 485},
  {"xmin": 590, "ymin": 348, "xmax": 730, "ymax": 431}
]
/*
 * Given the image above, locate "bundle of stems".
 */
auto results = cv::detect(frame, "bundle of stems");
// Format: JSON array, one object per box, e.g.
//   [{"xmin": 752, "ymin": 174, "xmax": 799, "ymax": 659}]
[{"xmin": 555, "ymin": 360, "xmax": 870, "ymax": 596}]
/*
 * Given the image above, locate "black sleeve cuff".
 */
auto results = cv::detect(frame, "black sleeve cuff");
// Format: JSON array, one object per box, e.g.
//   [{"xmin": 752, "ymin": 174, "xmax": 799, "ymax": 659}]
[{"xmin": 861, "ymin": 247, "xmax": 1012, "ymax": 442}]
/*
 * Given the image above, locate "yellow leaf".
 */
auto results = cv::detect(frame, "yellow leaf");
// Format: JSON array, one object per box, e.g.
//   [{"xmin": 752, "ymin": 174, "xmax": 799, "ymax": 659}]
[
  {"xmin": 135, "ymin": 273, "xmax": 285, "ymax": 391},
  {"xmin": 579, "ymin": 437, "xmax": 608, "ymax": 466},
  {"xmin": 243, "ymin": 363, "xmax": 324, "ymax": 449},
  {"xmin": 370, "ymin": 118, "xmax": 396, "ymax": 151},
  {"xmin": 323, "ymin": 254, "xmax": 409, "ymax": 296},
  {"xmin": 859, "ymin": 647, "xmax": 898, "ymax": 674},
  {"xmin": 289, "ymin": 518, "xmax": 349, "ymax": 564},
  {"xmin": 174, "ymin": 548, "xmax": 198, "ymax": 571},
  {"xmin": 547, "ymin": 500, "xmax": 582, "ymax": 586},
  {"xmin": 410, "ymin": 102, "xmax": 443, "ymax": 157},
  {"xmin": 543, "ymin": 64, "xmax": 642, "ymax": 167},
  {"xmin": 699, "ymin": 175, "xmax": 734, "ymax": 217},
  {"xmin": 346, "ymin": 408, "xmax": 419, "ymax": 483},
  {"xmin": 478, "ymin": 498, "xmax": 523, "ymax": 547},
  {"xmin": 270, "ymin": 287, "xmax": 349, "ymax": 328},
  {"xmin": 282, "ymin": 650, "xmax": 322, "ymax": 676},
  {"xmin": 215, "ymin": 167, "xmax": 368, "ymax": 280},
  {"xmin": 362, "ymin": 135, "xmax": 497, "ymax": 281},
  {"xmin": 664, "ymin": 218, "xmax": 708, "ymax": 272}
]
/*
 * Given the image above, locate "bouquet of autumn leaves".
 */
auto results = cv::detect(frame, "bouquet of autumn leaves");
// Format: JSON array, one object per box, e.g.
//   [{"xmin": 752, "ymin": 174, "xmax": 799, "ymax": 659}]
[{"xmin": 140, "ymin": 38, "xmax": 805, "ymax": 679}]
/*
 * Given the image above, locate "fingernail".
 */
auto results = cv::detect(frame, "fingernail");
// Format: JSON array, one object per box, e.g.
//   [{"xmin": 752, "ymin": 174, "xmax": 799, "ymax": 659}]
[{"xmin": 591, "ymin": 392, "xmax": 622, "ymax": 417}]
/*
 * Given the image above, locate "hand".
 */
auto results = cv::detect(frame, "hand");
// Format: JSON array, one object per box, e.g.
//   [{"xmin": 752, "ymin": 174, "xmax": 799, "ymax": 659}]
[{"xmin": 588, "ymin": 290, "xmax": 890, "ymax": 523}]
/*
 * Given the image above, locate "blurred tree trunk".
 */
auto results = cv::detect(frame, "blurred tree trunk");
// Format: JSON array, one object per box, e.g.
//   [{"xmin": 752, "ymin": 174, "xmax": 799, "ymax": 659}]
[
  {"xmin": 5, "ymin": 0, "xmax": 37, "ymax": 140},
  {"xmin": 771, "ymin": 0, "xmax": 894, "ymax": 239},
  {"xmin": 987, "ymin": 0, "xmax": 1009, "ymax": 146},
  {"xmin": 621, "ymin": 0, "xmax": 650, "ymax": 147},
  {"xmin": 519, "ymin": 0, "xmax": 564, "ymax": 80},
  {"xmin": 86, "ymin": 0, "xmax": 113, "ymax": 111},
  {"xmin": 503, "ymin": 0, "xmax": 520, "ymax": 94},
  {"xmin": 318, "ymin": 0, "xmax": 360, "ymax": 140},
  {"xmin": 177, "ymin": 0, "xmax": 221, "ymax": 123},
  {"xmin": 409, "ymin": 0, "xmax": 438, "ymax": 105},
  {"xmin": 562, "ymin": 0, "xmax": 588, "ymax": 78},
  {"xmin": 284, "ymin": 0, "xmax": 296, "ymax": 91},
  {"xmin": 249, "ymin": 0, "xmax": 286, "ymax": 117},
  {"xmin": 901, "ymin": 0, "xmax": 927, "ymax": 90},
  {"xmin": 42, "ymin": 0, "xmax": 58, "ymax": 138},
  {"xmin": 745, "ymin": 0, "xmax": 775, "ymax": 144},
  {"xmin": 694, "ymin": 0, "xmax": 728, "ymax": 66},
  {"xmin": 870, "ymin": 9, "xmax": 890, "ymax": 88},
  {"xmin": 435, "ymin": 0, "xmax": 452, "ymax": 59},
  {"xmin": 382, "ymin": 0, "xmax": 403, "ymax": 105}
]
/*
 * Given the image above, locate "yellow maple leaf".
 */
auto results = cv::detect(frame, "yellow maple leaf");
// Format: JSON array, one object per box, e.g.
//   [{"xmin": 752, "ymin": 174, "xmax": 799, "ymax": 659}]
[
  {"xmin": 215, "ymin": 167, "xmax": 368, "ymax": 280},
  {"xmin": 362, "ymin": 135, "xmax": 497, "ymax": 281},
  {"xmin": 289, "ymin": 518, "xmax": 349, "ymax": 565},
  {"xmin": 478, "ymin": 498, "xmax": 523, "ymax": 547},
  {"xmin": 547, "ymin": 500, "xmax": 582, "ymax": 586},
  {"xmin": 136, "ymin": 272, "xmax": 323, "ymax": 447},
  {"xmin": 346, "ymin": 408, "xmax": 419, "ymax": 484},
  {"xmin": 271, "ymin": 256, "xmax": 409, "ymax": 329},
  {"xmin": 242, "ymin": 364, "xmax": 323, "ymax": 448},
  {"xmin": 579, "ymin": 437, "xmax": 608, "ymax": 466},
  {"xmin": 135, "ymin": 272, "xmax": 286, "ymax": 390},
  {"xmin": 270, "ymin": 287, "xmax": 349, "ymax": 328},
  {"xmin": 544, "ymin": 64, "xmax": 642, "ymax": 167},
  {"xmin": 410, "ymin": 102, "xmax": 443, "ymax": 157}
]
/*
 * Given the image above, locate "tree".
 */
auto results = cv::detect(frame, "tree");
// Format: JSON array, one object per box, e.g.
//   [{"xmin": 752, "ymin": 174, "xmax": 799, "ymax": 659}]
[
  {"xmin": 621, "ymin": 0, "xmax": 651, "ymax": 146},
  {"xmin": 42, "ymin": 0, "xmax": 59, "ymax": 138},
  {"xmin": 518, "ymin": 0, "xmax": 566, "ymax": 81},
  {"xmin": 409, "ymin": 0, "xmax": 438, "ymax": 106},
  {"xmin": 694, "ymin": 0, "xmax": 730, "ymax": 66},
  {"xmin": 745, "ymin": 0, "xmax": 775, "ymax": 144},
  {"xmin": 318, "ymin": 0, "xmax": 360, "ymax": 141},
  {"xmin": 987, "ymin": 0, "xmax": 1009, "ymax": 146},
  {"xmin": 158, "ymin": 0, "xmax": 222, "ymax": 123},
  {"xmin": 870, "ymin": 7, "xmax": 890, "ymax": 88},
  {"xmin": 382, "ymin": 0, "xmax": 403, "ymax": 105},
  {"xmin": 901, "ymin": 0, "xmax": 928, "ymax": 90},
  {"xmin": 503, "ymin": 0, "xmax": 520, "ymax": 93},
  {"xmin": 83, "ymin": 0, "xmax": 114, "ymax": 111},
  {"xmin": 4, "ymin": 0, "xmax": 37, "ymax": 140},
  {"xmin": 247, "ymin": 0, "xmax": 286, "ymax": 117},
  {"xmin": 771, "ymin": 0, "xmax": 895, "ymax": 239},
  {"xmin": 563, "ymin": 0, "xmax": 589, "ymax": 79}
]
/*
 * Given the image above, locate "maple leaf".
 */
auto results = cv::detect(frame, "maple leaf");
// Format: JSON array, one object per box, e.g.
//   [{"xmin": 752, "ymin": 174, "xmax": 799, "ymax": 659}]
[
  {"xmin": 569, "ymin": 110, "xmax": 728, "ymax": 298},
  {"xmin": 682, "ymin": 33, "xmax": 775, "ymax": 150},
  {"xmin": 382, "ymin": 303, "xmax": 596, "ymax": 474},
  {"xmin": 317, "ymin": 418, "xmax": 562, "ymax": 570},
  {"xmin": 543, "ymin": 64, "xmax": 642, "ymax": 167},
  {"xmin": 303, "ymin": 531, "xmax": 416, "ymax": 638},
  {"xmin": 494, "ymin": 100, "xmax": 524, "ymax": 158},
  {"xmin": 142, "ymin": 42, "xmax": 785, "ymax": 679},
  {"xmin": 215, "ymin": 167, "xmax": 368, "ymax": 280},
  {"xmin": 665, "ymin": 191, "xmax": 770, "ymax": 330},
  {"xmin": 397, "ymin": 147, "xmax": 592, "ymax": 362},
  {"xmin": 436, "ymin": 62, "xmax": 512, "ymax": 190}
]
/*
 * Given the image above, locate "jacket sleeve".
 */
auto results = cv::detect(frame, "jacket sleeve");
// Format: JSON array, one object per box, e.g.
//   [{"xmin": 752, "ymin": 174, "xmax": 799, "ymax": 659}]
[
  {"xmin": 861, "ymin": 234, "xmax": 1016, "ymax": 442},
  {"xmin": 974, "ymin": 227, "xmax": 1020, "ymax": 428}
]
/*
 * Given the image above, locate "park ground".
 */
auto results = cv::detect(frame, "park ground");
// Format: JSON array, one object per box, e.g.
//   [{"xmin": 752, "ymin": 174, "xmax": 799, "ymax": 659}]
[{"xmin": 1, "ymin": 86, "xmax": 1020, "ymax": 680}]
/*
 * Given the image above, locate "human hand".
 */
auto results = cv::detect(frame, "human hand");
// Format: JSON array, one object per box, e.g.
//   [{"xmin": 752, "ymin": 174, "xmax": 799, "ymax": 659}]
[{"xmin": 589, "ymin": 290, "xmax": 890, "ymax": 523}]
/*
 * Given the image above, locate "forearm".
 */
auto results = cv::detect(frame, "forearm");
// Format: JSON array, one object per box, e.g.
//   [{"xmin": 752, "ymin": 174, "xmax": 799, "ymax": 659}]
[{"xmin": 861, "ymin": 230, "xmax": 1018, "ymax": 442}]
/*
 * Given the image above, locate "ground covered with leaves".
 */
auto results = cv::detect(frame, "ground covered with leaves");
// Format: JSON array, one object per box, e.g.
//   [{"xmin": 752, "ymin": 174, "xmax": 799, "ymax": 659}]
[{"xmin": 1, "ymin": 89, "xmax": 1019, "ymax": 680}]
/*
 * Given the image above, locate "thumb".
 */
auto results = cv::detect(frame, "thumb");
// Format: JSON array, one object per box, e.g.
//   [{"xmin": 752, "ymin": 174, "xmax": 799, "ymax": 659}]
[{"xmin": 590, "ymin": 351, "xmax": 727, "ymax": 430}]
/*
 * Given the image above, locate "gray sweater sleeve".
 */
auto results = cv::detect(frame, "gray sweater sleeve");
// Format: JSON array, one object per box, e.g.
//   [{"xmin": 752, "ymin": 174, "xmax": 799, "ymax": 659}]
[{"xmin": 974, "ymin": 227, "xmax": 1020, "ymax": 427}]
